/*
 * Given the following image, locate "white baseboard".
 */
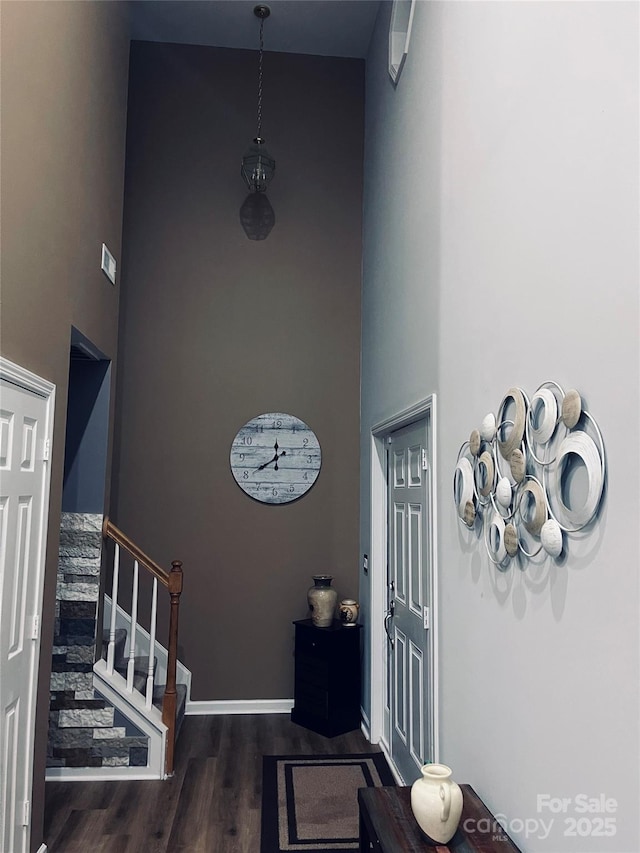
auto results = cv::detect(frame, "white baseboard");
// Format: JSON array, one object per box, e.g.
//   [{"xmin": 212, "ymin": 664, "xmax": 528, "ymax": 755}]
[
  {"xmin": 379, "ymin": 738, "xmax": 405, "ymax": 785},
  {"xmin": 45, "ymin": 765, "xmax": 163, "ymax": 782},
  {"xmin": 186, "ymin": 698, "xmax": 294, "ymax": 715}
]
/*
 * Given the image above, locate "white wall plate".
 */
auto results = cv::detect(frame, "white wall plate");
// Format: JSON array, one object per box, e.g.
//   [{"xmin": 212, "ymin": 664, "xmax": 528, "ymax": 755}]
[{"xmin": 101, "ymin": 243, "xmax": 116, "ymax": 285}]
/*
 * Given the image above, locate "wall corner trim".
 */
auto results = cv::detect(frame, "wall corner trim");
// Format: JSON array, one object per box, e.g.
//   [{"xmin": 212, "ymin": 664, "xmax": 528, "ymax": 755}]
[{"xmin": 186, "ymin": 699, "xmax": 294, "ymax": 716}]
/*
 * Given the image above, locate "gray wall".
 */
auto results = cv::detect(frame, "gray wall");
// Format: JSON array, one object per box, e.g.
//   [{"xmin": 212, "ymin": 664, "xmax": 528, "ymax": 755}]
[
  {"xmin": 361, "ymin": 2, "xmax": 639, "ymax": 852},
  {"xmin": 113, "ymin": 42, "xmax": 364, "ymax": 701},
  {"xmin": 0, "ymin": 2, "xmax": 130, "ymax": 848}
]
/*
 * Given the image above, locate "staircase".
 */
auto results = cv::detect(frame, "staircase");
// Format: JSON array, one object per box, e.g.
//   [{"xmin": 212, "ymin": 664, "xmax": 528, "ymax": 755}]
[
  {"xmin": 92, "ymin": 595, "xmax": 191, "ymax": 779},
  {"xmin": 46, "ymin": 514, "xmax": 191, "ymax": 781},
  {"xmin": 102, "ymin": 626, "xmax": 186, "ymax": 715}
]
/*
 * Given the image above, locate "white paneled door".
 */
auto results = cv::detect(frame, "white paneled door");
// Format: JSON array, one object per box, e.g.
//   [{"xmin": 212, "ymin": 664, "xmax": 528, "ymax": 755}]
[
  {"xmin": 386, "ymin": 417, "xmax": 434, "ymax": 783},
  {"xmin": 0, "ymin": 360, "xmax": 54, "ymax": 853}
]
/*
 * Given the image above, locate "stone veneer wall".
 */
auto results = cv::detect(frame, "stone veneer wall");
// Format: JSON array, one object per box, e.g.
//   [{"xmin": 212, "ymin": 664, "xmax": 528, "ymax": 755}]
[{"xmin": 47, "ymin": 513, "xmax": 148, "ymax": 768}]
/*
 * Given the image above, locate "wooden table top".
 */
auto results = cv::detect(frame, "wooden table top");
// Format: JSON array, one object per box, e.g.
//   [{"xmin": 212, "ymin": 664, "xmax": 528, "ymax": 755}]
[{"xmin": 358, "ymin": 784, "xmax": 521, "ymax": 852}]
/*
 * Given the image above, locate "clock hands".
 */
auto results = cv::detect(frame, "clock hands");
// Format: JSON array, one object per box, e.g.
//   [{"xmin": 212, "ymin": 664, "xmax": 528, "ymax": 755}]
[
  {"xmin": 255, "ymin": 441, "xmax": 287, "ymax": 472},
  {"xmin": 256, "ymin": 455, "xmax": 277, "ymax": 471}
]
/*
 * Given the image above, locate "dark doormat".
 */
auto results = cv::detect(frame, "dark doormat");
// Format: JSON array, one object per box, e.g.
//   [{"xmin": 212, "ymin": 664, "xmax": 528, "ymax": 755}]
[{"xmin": 260, "ymin": 752, "xmax": 395, "ymax": 853}]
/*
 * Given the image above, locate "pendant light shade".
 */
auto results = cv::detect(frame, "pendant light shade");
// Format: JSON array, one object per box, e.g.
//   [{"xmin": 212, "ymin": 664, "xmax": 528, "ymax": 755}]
[
  {"xmin": 241, "ymin": 5, "xmax": 275, "ymax": 193},
  {"xmin": 239, "ymin": 192, "xmax": 276, "ymax": 240}
]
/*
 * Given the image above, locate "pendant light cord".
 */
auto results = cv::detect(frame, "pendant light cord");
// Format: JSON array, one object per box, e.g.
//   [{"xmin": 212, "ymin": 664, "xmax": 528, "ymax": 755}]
[{"xmin": 257, "ymin": 16, "xmax": 264, "ymax": 140}]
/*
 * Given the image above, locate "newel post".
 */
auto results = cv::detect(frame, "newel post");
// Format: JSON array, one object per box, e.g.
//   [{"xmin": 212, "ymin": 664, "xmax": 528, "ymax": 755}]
[{"xmin": 162, "ymin": 559, "xmax": 183, "ymax": 776}]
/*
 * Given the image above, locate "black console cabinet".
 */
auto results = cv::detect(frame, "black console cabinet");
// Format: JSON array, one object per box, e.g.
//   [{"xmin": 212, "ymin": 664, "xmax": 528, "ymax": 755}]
[{"xmin": 291, "ymin": 619, "xmax": 362, "ymax": 738}]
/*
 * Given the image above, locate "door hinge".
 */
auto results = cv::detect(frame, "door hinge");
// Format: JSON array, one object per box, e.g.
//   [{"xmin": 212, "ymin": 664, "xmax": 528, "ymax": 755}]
[
  {"xmin": 31, "ymin": 614, "xmax": 40, "ymax": 640},
  {"xmin": 423, "ymin": 606, "xmax": 430, "ymax": 630},
  {"xmin": 22, "ymin": 800, "xmax": 30, "ymax": 826},
  {"xmin": 43, "ymin": 439, "xmax": 50, "ymax": 461},
  {"xmin": 421, "ymin": 448, "xmax": 428, "ymax": 470}
]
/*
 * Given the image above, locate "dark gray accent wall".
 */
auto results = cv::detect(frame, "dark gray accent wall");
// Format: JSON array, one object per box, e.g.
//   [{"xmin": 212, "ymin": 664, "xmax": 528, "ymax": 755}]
[
  {"xmin": 63, "ymin": 359, "xmax": 112, "ymax": 513},
  {"xmin": 114, "ymin": 43, "xmax": 364, "ymax": 701},
  {"xmin": 0, "ymin": 3, "xmax": 129, "ymax": 848}
]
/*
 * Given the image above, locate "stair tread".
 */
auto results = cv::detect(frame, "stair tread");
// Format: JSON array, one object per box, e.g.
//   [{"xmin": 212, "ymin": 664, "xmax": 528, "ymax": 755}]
[
  {"xmin": 101, "ymin": 628, "xmax": 127, "ymax": 663},
  {"xmin": 115, "ymin": 655, "xmax": 157, "ymax": 675},
  {"xmin": 103, "ymin": 627, "xmax": 127, "ymax": 645},
  {"xmin": 152, "ymin": 682, "xmax": 188, "ymax": 703}
]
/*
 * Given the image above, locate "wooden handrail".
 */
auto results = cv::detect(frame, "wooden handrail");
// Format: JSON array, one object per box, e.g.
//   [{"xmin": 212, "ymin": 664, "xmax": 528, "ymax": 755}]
[
  {"xmin": 103, "ymin": 517, "xmax": 169, "ymax": 587},
  {"xmin": 102, "ymin": 517, "xmax": 183, "ymax": 777}
]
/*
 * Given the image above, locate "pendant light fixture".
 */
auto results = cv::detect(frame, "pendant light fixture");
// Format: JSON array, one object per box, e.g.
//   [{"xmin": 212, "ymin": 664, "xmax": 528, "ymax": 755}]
[{"xmin": 241, "ymin": 4, "xmax": 276, "ymax": 193}]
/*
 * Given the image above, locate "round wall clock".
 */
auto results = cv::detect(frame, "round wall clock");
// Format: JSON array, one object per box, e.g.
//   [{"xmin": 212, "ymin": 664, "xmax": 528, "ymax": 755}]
[{"xmin": 230, "ymin": 412, "xmax": 322, "ymax": 504}]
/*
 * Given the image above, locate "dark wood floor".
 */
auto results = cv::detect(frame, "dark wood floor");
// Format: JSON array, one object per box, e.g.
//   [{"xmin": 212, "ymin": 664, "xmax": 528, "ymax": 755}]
[{"xmin": 44, "ymin": 714, "xmax": 381, "ymax": 852}]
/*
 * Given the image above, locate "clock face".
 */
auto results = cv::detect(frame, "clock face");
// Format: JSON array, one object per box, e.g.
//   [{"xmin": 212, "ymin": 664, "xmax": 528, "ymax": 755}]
[{"xmin": 230, "ymin": 412, "xmax": 322, "ymax": 504}]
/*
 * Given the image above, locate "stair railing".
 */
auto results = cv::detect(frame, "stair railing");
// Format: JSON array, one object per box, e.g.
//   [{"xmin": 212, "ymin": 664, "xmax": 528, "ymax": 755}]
[{"xmin": 102, "ymin": 517, "xmax": 183, "ymax": 776}]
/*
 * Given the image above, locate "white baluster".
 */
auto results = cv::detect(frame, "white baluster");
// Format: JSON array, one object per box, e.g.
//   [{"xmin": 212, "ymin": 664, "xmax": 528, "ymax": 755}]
[
  {"xmin": 146, "ymin": 577, "xmax": 158, "ymax": 709},
  {"xmin": 126, "ymin": 560, "xmax": 139, "ymax": 692},
  {"xmin": 106, "ymin": 543, "xmax": 120, "ymax": 675}
]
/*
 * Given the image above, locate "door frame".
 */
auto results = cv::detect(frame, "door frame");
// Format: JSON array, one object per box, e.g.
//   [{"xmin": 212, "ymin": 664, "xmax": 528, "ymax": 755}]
[
  {"xmin": 369, "ymin": 395, "xmax": 439, "ymax": 770},
  {"xmin": 0, "ymin": 357, "xmax": 55, "ymax": 852}
]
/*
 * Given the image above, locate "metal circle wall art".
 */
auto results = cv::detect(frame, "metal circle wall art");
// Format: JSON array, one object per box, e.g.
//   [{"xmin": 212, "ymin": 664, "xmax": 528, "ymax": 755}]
[{"xmin": 453, "ymin": 382, "xmax": 606, "ymax": 567}]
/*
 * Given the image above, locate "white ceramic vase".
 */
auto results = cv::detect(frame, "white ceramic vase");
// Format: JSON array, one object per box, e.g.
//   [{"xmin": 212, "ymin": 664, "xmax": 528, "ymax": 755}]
[
  {"xmin": 410, "ymin": 763, "xmax": 463, "ymax": 844},
  {"xmin": 307, "ymin": 575, "xmax": 338, "ymax": 627}
]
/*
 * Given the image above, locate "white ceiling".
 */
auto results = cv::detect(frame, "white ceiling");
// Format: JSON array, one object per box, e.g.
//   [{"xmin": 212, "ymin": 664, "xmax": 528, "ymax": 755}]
[{"xmin": 129, "ymin": 1, "xmax": 382, "ymax": 60}]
